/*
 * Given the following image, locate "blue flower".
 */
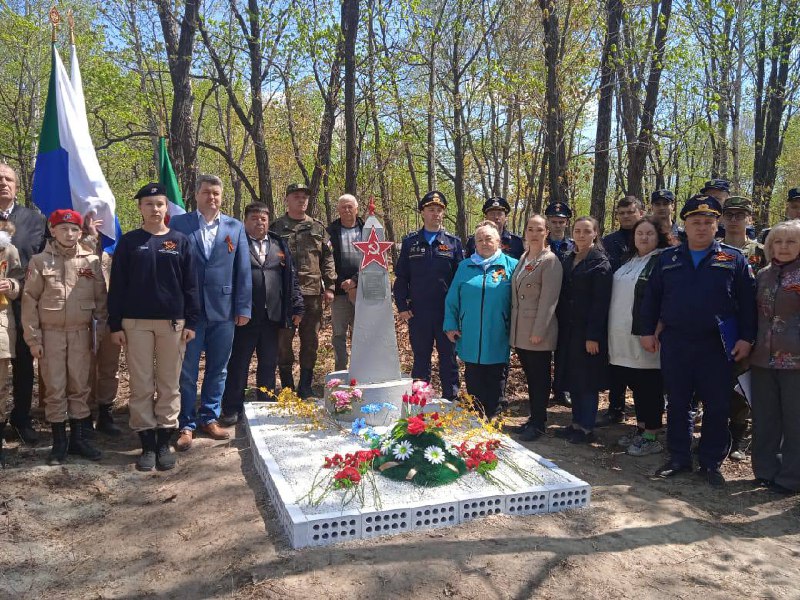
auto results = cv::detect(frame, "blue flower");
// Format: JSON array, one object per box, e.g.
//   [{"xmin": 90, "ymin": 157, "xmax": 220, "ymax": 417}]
[
  {"xmin": 351, "ymin": 418, "xmax": 367, "ymax": 435},
  {"xmin": 382, "ymin": 402, "xmax": 398, "ymax": 411},
  {"xmin": 360, "ymin": 403, "xmax": 383, "ymax": 414}
]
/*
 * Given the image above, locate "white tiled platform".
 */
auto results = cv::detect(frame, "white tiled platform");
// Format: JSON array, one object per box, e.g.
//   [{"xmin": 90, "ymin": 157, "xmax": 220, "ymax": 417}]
[{"xmin": 245, "ymin": 403, "xmax": 590, "ymax": 548}]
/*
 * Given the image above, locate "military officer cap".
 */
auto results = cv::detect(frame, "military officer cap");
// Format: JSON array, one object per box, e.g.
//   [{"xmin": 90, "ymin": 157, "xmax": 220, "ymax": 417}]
[
  {"xmin": 700, "ymin": 178, "xmax": 730, "ymax": 194},
  {"xmin": 134, "ymin": 182, "xmax": 167, "ymax": 200},
  {"xmin": 651, "ymin": 189, "xmax": 675, "ymax": 203},
  {"xmin": 680, "ymin": 194, "xmax": 723, "ymax": 220},
  {"xmin": 788, "ymin": 187, "xmax": 800, "ymax": 201},
  {"xmin": 544, "ymin": 201, "xmax": 572, "ymax": 218},
  {"xmin": 418, "ymin": 190, "xmax": 447, "ymax": 211},
  {"xmin": 722, "ymin": 196, "xmax": 754, "ymax": 214},
  {"xmin": 482, "ymin": 196, "xmax": 510, "ymax": 214},
  {"xmin": 286, "ymin": 182, "xmax": 312, "ymax": 197}
]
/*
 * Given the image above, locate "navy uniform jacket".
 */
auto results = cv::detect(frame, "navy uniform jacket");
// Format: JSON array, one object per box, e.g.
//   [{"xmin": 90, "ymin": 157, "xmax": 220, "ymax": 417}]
[
  {"xmin": 640, "ymin": 241, "xmax": 757, "ymax": 342},
  {"xmin": 465, "ymin": 228, "xmax": 524, "ymax": 259},
  {"xmin": 602, "ymin": 228, "xmax": 634, "ymax": 272},
  {"xmin": 547, "ymin": 236, "xmax": 575, "ymax": 261},
  {"xmin": 393, "ymin": 229, "xmax": 463, "ymax": 314}
]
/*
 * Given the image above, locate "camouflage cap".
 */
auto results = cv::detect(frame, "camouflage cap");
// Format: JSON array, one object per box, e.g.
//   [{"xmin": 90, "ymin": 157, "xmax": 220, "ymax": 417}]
[{"xmin": 722, "ymin": 196, "xmax": 754, "ymax": 214}]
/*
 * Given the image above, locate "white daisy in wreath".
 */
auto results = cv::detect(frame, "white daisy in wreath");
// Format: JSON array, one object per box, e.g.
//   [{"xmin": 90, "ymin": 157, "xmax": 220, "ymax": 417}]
[
  {"xmin": 393, "ymin": 440, "xmax": 414, "ymax": 461},
  {"xmin": 444, "ymin": 441, "xmax": 459, "ymax": 456},
  {"xmin": 424, "ymin": 446, "xmax": 445, "ymax": 465},
  {"xmin": 380, "ymin": 437, "xmax": 394, "ymax": 455}
]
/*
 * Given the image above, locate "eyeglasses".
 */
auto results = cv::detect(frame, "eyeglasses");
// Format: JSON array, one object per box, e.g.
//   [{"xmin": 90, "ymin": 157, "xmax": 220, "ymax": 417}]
[{"xmin": 723, "ymin": 212, "xmax": 748, "ymax": 221}]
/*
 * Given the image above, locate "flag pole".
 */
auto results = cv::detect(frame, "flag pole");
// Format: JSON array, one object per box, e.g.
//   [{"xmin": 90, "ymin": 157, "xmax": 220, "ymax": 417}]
[
  {"xmin": 67, "ymin": 9, "xmax": 75, "ymax": 45},
  {"xmin": 48, "ymin": 6, "xmax": 60, "ymax": 43}
]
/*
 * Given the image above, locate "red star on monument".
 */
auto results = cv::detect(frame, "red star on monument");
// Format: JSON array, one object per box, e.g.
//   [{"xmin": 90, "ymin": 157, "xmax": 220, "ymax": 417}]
[{"xmin": 353, "ymin": 228, "xmax": 393, "ymax": 270}]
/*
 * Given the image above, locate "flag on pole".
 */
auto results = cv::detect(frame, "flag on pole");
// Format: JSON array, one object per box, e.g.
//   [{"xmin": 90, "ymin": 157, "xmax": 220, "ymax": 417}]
[
  {"xmin": 158, "ymin": 136, "xmax": 185, "ymax": 218},
  {"xmin": 31, "ymin": 44, "xmax": 117, "ymax": 240}
]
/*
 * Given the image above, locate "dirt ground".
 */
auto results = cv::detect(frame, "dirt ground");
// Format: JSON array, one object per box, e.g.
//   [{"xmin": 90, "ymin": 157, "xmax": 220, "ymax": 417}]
[{"xmin": 2, "ymin": 314, "xmax": 799, "ymax": 599}]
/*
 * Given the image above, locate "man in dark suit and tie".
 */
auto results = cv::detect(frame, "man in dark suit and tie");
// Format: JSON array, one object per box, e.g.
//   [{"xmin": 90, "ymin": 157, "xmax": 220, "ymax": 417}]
[
  {"xmin": 169, "ymin": 175, "xmax": 252, "ymax": 450},
  {"xmin": 0, "ymin": 164, "xmax": 46, "ymax": 445},
  {"xmin": 219, "ymin": 203, "xmax": 303, "ymax": 425}
]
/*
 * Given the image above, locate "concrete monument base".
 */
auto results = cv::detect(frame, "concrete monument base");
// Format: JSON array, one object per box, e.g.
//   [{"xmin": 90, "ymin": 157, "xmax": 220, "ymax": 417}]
[{"xmin": 323, "ymin": 370, "xmax": 414, "ymax": 425}]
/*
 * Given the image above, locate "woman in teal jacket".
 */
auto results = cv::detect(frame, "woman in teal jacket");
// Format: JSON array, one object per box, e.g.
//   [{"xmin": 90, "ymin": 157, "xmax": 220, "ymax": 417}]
[{"xmin": 444, "ymin": 222, "xmax": 519, "ymax": 417}]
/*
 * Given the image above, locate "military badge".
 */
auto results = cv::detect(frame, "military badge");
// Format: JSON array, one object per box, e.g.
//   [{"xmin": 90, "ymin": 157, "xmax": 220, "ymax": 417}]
[
  {"xmin": 77, "ymin": 267, "xmax": 96, "ymax": 280},
  {"xmin": 492, "ymin": 268, "xmax": 507, "ymax": 283},
  {"xmin": 438, "ymin": 244, "xmax": 449, "ymax": 252},
  {"xmin": 162, "ymin": 240, "xmax": 177, "ymax": 251},
  {"xmin": 714, "ymin": 252, "xmax": 735, "ymax": 262},
  {"xmin": 225, "ymin": 235, "xmax": 234, "ymax": 253},
  {"xmin": 785, "ymin": 283, "xmax": 800, "ymax": 294}
]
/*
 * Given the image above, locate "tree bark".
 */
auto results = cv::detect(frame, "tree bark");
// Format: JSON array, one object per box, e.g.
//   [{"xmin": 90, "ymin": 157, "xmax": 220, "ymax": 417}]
[{"xmin": 342, "ymin": 0, "xmax": 360, "ymax": 194}]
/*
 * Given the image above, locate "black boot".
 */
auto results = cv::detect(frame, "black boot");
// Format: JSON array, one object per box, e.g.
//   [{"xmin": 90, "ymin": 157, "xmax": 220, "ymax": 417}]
[
  {"xmin": 155, "ymin": 428, "xmax": 176, "ymax": 471},
  {"xmin": 137, "ymin": 430, "xmax": 156, "ymax": 471},
  {"xmin": 68, "ymin": 418, "xmax": 102, "ymax": 461},
  {"xmin": 729, "ymin": 422, "xmax": 748, "ymax": 461},
  {"xmin": 48, "ymin": 422, "xmax": 69, "ymax": 465},
  {"xmin": 279, "ymin": 367, "xmax": 295, "ymax": 391},
  {"xmin": 81, "ymin": 415, "xmax": 96, "ymax": 441},
  {"xmin": 297, "ymin": 368, "xmax": 314, "ymax": 399},
  {"xmin": 96, "ymin": 404, "xmax": 122, "ymax": 437}
]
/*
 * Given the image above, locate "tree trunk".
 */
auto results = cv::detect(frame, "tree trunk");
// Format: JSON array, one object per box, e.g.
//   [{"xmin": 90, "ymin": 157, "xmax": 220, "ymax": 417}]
[
  {"xmin": 342, "ymin": 0, "xmax": 359, "ymax": 194},
  {"xmin": 153, "ymin": 0, "xmax": 200, "ymax": 206},
  {"xmin": 590, "ymin": 0, "xmax": 621, "ymax": 225}
]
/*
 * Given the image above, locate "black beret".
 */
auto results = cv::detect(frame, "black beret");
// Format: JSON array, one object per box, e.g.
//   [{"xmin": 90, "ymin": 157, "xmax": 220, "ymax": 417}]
[{"xmin": 134, "ymin": 182, "xmax": 167, "ymax": 200}]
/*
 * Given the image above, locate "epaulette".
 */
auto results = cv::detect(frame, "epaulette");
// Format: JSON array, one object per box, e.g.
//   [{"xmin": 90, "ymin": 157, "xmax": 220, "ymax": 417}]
[
  {"xmin": 719, "ymin": 243, "xmax": 745, "ymax": 256},
  {"xmin": 402, "ymin": 230, "xmax": 420, "ymax": 241}
]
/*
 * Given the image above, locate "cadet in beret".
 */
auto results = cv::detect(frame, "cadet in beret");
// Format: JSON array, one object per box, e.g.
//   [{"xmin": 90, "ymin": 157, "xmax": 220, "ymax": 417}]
[
  {"xmin": 544, "ymin": 201, "xmax": 575, "ymax": 260},
  {"xmin": 718, "ymin": 196, "xmax": 766, "ymax": 462},
  {"xmin": 640, "ymin": 194, "xmax": 757, "ymax": 486},
  {"xmin": 393, "ymin": 191, "xmax": 463, "ymax": 399},
  {"xmin": 650, "ymin": 189, "xmax": 683, "ymax": 241},
  {"xmin": 465, "ymin": 197, "xmax": 524, "ymax": 259},
  {"xmin": 758, "ymin": 187, "xmax": 800, "ymax": 243}
]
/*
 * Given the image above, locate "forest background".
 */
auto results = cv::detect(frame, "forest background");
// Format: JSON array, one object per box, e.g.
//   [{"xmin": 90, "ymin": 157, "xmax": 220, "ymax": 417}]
[{"xmin": 1, "ymin": 0, "xmax": 799, "ymax": 246}]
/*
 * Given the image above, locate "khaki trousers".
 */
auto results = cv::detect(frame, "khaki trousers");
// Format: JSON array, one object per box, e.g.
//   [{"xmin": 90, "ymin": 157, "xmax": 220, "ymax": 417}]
[
  {"xmin": 40, "ymin": 328, "xmax": 92, "ymax": 423},
  {"xmin": 330, "ymin": 294, "xmax": 355, "ymax": 371},
  {"xmin": 0, "ymin": 358, "xmax": 10, "ymax": 422},
  {"xmin": 89, "ymin": 324, "xmax": 122, "ymax": 409},
  {"xmin": 123, "ymin": 318, "xmax": 184, "ymax": 431}
]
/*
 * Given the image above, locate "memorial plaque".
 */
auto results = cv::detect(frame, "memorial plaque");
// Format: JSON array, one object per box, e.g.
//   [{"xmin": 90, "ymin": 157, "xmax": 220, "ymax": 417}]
[{"xmin": 359, "ymin": 271, "xmax": 386, "ymax": 301}]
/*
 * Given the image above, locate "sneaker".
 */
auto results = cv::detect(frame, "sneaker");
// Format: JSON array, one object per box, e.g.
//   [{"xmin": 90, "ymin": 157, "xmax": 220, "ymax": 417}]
[
  {"xmin": 627, "ymin": 437, "xmax": 663, "ymax": 456},
  {"xmin": 655, "ymin": 461, "xmax": 692, "ymax": 478},
  {"xmin": 618, "ymin": 428, "xmax": 644, "ymax": 447}
]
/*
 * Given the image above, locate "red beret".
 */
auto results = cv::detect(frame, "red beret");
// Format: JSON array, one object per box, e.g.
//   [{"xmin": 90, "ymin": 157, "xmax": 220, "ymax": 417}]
[{"xmin": 48, "ymin": 209, "xmax": 83, "ymax": 228}]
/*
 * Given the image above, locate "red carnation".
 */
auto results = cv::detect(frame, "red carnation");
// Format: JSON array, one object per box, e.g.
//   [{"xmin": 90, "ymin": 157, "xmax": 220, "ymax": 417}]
[
  {"xmin": 419, "ymin": 396, "xmax": 427, "ymax": 407},
  {"xmin": 466, "ymin": 458, "xmax": 478, "ymax": 470},
  {"xmin": 350, "ymin": 378, "xmax": 357, "ymax": 386},
  {"xmin": 407, "ymin": 415, "xmax": 426, "ymax": 435}
]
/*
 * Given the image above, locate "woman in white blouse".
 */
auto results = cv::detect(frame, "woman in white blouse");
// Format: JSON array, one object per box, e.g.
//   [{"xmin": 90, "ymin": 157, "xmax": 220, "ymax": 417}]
[{"xmin": 608, "ymin": 216, "xmax": 674, "ymax": 456}]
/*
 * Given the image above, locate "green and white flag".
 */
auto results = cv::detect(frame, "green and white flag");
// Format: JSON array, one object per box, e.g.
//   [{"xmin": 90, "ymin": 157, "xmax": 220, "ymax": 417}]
[{"xmin": 158, "ymin": 136, "xmax": 185, "ymax": 217}]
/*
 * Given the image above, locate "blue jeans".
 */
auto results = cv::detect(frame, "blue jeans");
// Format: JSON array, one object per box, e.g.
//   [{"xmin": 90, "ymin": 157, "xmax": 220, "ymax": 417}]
[
  {"xmin": 570, "ymin": 390, "xmax": 599, "ymax": 431},
  {"xmin": 178, "ymin": 318, "xmax": 236, "ymax": 431}
]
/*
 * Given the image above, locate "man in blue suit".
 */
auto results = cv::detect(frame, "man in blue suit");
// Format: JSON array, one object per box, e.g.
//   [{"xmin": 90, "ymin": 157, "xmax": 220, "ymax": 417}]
[{"xmin": 169, "ymin": 175, "xmax": 252, "ymax": 451}]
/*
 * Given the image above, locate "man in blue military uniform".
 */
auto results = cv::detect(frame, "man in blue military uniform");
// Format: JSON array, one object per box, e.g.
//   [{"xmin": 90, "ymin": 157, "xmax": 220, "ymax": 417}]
[
  {"xmin": 650, "ymin": 189, "xmax": 683, "ymax": 241},
  {"xmin": 544, "ymin": 201, "xmax": 575, "ymax": 259},
  {"xmin": 465, "ymin": 196, "xmax": 524, "ymax": 259},
  {"xmin": 393, "ymin": 191, "xmax": 463, "ymax": 400},
  {"xmin": 640, "ymin": 194, "xmax": 757, "ymax": 486}
]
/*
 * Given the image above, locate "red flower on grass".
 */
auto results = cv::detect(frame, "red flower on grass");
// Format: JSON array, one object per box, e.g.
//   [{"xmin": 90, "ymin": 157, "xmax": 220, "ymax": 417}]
[{"xmin": 407, "ymin": 415, "xmax": 427, "ymax": 435}]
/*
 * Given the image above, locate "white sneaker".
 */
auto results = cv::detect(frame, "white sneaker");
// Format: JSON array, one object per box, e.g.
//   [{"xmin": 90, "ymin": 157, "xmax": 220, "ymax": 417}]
[{"xmin": 627, "ymin": 437, "xmax": 663, "ymax": 456}]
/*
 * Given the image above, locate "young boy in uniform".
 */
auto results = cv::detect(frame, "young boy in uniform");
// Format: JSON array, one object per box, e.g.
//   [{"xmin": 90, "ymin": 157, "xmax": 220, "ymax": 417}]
[
  {"xmin": 0, "ymin": 221, "xmax": 24, "ymax": 466},
  {"xmin": 22, "ymin": 209, "xmax": 107, "ymax": 465}
]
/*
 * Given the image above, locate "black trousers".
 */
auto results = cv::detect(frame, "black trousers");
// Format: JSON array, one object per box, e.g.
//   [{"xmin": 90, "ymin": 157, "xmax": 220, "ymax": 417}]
[
  {"xmin": 618, "ymin": 366, "xmax": 664, "ymax": 430},
  {"xmin": 515, "ymin": 348, "xmax": 551, "ymax": 428},
  {"xmin": 607, "ymin": 364, "xmax": 628, "ymax": 416},
  {"xmin": 10, "ymin": 330, "xmax": 34, "ymax": 427},
  {"xmin": 464, "ymin": 362, "xmax": 506, "ymax": 418},
  {"xmin": 222, "ymin": 319, "xmax": 281, "ymax": 416}
]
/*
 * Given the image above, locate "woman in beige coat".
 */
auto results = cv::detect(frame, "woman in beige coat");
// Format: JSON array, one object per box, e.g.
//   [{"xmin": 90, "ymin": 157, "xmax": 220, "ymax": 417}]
[
  {"xmin": 509, "ymin": 215, "xmax": 563, "ymax": 441},
  {"xmin": 0, "ymin": 221, "xmax": 24, "ymax": 465}
]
